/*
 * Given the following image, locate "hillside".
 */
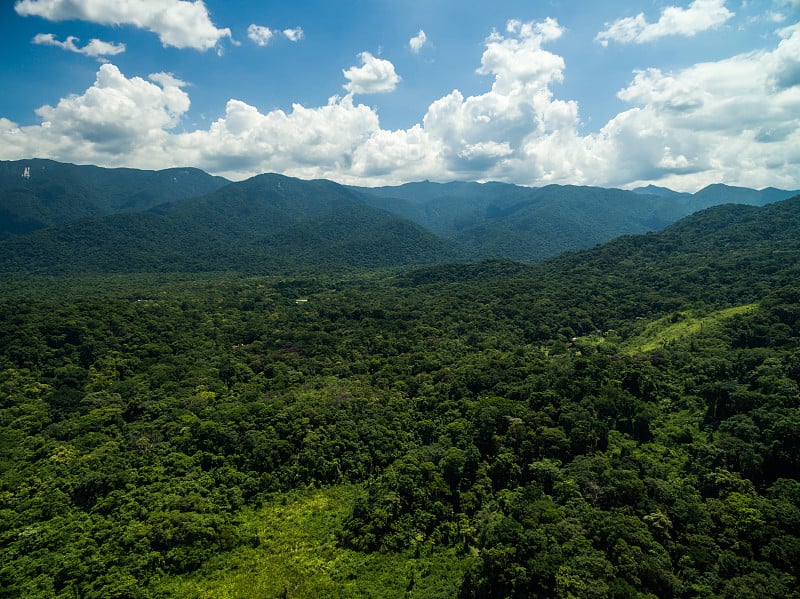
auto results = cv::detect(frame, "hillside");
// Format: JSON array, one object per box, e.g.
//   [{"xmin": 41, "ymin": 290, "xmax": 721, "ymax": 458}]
[
  {"xmin": 451, "ymin": 184, "xmax": 687, "ymax": 261},
  {"xmin": 354, "ymin": 180, "xmax": 798, "ymax": 262},
  {"xmin": 0, "ymin": 173, "xmax": 462, "ymax": 274},
  {"xmin": 3, "ymin": 160, "xmax": 797, "ymax": 270},
  {"xmin": 633, "ymin": 182, "xmax": 799, "ymax": 211},
  {"xmin": 1, "ymin": 195, "xmax": 799, "ymax": 597},
  {"xmin": 0, "ymin": 159, "xmax": 229, "ymax": 239}
]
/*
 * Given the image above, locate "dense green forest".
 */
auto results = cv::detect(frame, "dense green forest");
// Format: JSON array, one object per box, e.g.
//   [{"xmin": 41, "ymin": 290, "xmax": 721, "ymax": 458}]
[
  {"xmin": 3, "ymin": 159, "xmax": 798, "ymax": 271},
  {"xmin": 0, "ymin": 159, "xmax": 227, "ymax": 239},
  {"xmin": 1, "ymin": 197, "xmax": 800, "ymax": 597}
]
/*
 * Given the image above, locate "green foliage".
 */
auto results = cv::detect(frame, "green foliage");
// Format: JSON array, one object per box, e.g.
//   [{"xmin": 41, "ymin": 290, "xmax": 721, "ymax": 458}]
[
  {"xmin": 0, "ymin": 171, "xmax": 462, "ymax": 275},
  {"xmin": 2, "ymin": 194, "xmax": 800, "ymax": 596},
  {"xmin": 5, "ymin": 159, "xmax": 798, "ymax": 274},
  {"xmin": 0, "ymin": 158, "xmax": 227, "ymax": 239},
  {"xmin": 161, "ymin": 486, "xmax": 471, "ymax": 598}
]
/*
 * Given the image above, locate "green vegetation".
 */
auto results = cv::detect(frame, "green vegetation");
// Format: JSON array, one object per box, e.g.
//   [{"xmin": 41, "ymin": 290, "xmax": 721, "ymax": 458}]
[
  {"xmin": 163, "ymin": 485, "xmax": 469, "ymax": 598},
  {"xmin": 621, "ymin": 304, "xmax": 759, "ymax": 354},
  {"xmin": 0, "ymin": 173, "xmax": 462, "ymax": 275},
  {"xmin": 0, "ymin": 158, "xmax": 227, "ymax": 239},
  {"xmin": 1, "ymin": 193, "xmax": 799, "ymax": 597},
  {"xmin": 4, "ymin": 159, "xmax": 798, "ymax": 272}
]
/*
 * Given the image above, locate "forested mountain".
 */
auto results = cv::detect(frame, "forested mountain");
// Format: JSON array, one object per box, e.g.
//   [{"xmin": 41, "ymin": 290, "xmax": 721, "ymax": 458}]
[
  {"xmin": 1, "ymin": 195, "xmax": 799, "ymax": 597},
  {"xmin": 0, "ymin": 159, "xmax": 229, "ymax": 239},
  {"xmin": 4, "ymin": 160, "xmax": 798, "ymax": 272},
  {"xmin": 0, "ymin": 172, "xmax": 462, "ymax": 274},
  {"xmin": 351, "ymin": 180, "xmax": 535, "ymax": 235},
  {"xmin": 354, "ymin": 181, "xmax": 684, "ymax": 238},
  {"xmin": 450, "ymin": 185, "xmax": 685, "ymax": 261},
  {"xmin": 354, "ymin": 180, "xmax": 799, "ymax": 262},
  {"xmin": 691, "ymin": 183, "xmax": 798, "ymax": 209},
  {"xmin": 633, "ymin": 182, "xmax": 798, "ymax": 210},
  {"xmin": 631, "ymin": 184, "xmax": 693, "ymax": 201}
]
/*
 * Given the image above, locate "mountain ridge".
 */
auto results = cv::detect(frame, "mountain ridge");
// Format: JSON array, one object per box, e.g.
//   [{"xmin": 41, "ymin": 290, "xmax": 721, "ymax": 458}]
[
  {"xmin": 0, "ymin": 158, "xmax": 229, "ymax": 239},
  {"xmin": 2, "ymin": 159, "xmax": 799, "ymax": 274},
  {"xmin": 0, "ymin": 171, "xmax": 462, "ymax": 274}
]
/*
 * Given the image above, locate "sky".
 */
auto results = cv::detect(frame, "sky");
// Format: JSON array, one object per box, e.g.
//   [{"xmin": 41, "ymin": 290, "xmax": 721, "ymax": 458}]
[{"xmin": 0, "ymin": 0, "xmax": 799, "ymax": 192}]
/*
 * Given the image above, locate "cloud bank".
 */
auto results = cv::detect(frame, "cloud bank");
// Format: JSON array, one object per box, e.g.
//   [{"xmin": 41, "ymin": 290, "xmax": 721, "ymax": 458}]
[
  {"xmin": 15, "ymin": 0, "xmax": 231, "ymax": 50},
  {"xmin": 1, "ymin": 18, "xmax": 798, "ymax": 191}
]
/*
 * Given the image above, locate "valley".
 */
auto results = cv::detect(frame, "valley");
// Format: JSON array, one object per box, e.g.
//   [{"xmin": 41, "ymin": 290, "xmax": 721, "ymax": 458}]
[{"xmin": 1, "ymin": 161, "xmax": 799, "ymax": 597}]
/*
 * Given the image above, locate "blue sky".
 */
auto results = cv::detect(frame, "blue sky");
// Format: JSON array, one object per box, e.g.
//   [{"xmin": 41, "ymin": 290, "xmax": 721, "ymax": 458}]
[{"xmin": 1, "ymin": 0, "xmax": 798, "ymax": 191}]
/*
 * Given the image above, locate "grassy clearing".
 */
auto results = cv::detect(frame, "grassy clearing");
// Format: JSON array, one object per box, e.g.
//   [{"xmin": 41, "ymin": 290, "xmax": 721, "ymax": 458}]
[
  {"xmin": 622, "ymin": 303, "xmax": 758, "ymax": 354},
  {"xmin": 156, "ymin": 485, "xmax": 470, "ymax": 598}
]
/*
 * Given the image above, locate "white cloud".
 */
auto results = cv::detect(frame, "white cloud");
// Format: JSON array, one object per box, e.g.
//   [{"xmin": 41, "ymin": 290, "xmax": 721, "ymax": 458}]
[
  {"xmin": 176, "ymin": 95, "xmax": 382, "ymax": 181},
  {"xmin": 0, "ymin": 63, "xmax": 189, "ymax": 164},
  {"xmin": 283, "ymin": 27, "xmax": 304, "ymax": 42},
  {"xmin": 2, "ymin": 19, "xmax": 799, "ymax": 191},
  {"xmin": 247, "ymin": 24, "xmax": 273, "ymax": 47},
  {"xmin": 32, "ymin": 33, "xmax": 125, "ymax": 58},
  {"xmin": 478, "ymin": 17, "xmax": 565, "ymax": 92},
  {"xmin": 14, "ymin": 0, "xmax": 231, "ymax": 50},
  {"xmin": 767, "ymin": 23, "xmax": 800, "ymax": 90},
  {"xmin": 248, "ymin": 25, "xmax": 303, "ymax": 46},
  {"xmin": 596, "ymin": 0, "xmax": 734, "ymax": 46},
  {"xmin": 409, "ymin": 29, "xmax": 427, "ymax": 53},
  {"xmin": 417, "ymin": 18, "xmax": 578, "ymax": 180},
  {"xmin": 342, "ymin": 52, "xmax": 401, "ymax": 94},
  {"xmin": 592, "ymin": 24, "xmax": 800, "ymax": 190}
]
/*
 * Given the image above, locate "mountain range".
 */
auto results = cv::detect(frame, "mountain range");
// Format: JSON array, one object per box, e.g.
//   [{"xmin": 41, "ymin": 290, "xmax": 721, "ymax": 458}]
[
  {"xmin": 1, "ymin": 158, "xmax": 797, "ymax": 274},
  {"xmin": 0, "ymin": 159, "xmax": 227, "ymax": 239}
]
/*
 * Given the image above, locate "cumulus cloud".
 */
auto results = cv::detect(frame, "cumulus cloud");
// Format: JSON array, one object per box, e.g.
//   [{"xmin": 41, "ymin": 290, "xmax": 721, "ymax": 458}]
[
  {"xmin": 247, "ymin": 24, "xmax": 273, "ymax": 47},
  {"xmin": 409, "ymin": 29, "xmax": 427, "ymax": 53},
  {"xmin": 0, "ymin": 63, "xmax": 189, "ymax": 164},
  {"xmin": 247, "ymin": 25, "xmax": 303, "ymax": 46},
  {"xmin": 176, "ymin": 95, "xmax": 381, "ymax": 180},
  {"xmin": 596, "ymin": 0, "xmax": 734, "ymax": 46},
  {"xmin": 32, "ymin": 33, "xmax": 125, "ymax": 58},
  {"xmin": 343, "ymin": 52, "xmax": 401, "ymax": 94},
  {"xmin": 591, "ymin": 23, "xmax": 800, "ymax": 189},
  {"xmin": 416, "ymin": 17, "xmax": 580, "ymax": 180},
  {"xmin": 283, "ymin": 27, "xmax": 304, "ymax": 42},
  {"xmin": 767, "ymin": 23, "xmax": 800, "ymax": 90},
  {"xmin": 2, "ymin": 19, "xmax": 799, "ymax": 191},
  {"xmin": 14, "ymin": 0, "xmax": 231, "ymax": 50}
]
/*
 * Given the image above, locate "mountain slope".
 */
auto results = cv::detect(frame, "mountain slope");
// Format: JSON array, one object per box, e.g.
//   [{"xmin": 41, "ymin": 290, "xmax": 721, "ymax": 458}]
[
  {"xmin": 452, "ymin": 184, "xmax": 690, "ymax": 261},
  {"xmin": 0, "ymin": 173, "xmax": 462, "ymax": 274},
  {"xmin": 351, "ymin": 180, "xmax": 533, "ymax": 236},
  {"xmin": 691, "ymin": 183, "xmax": 798, "ymax": 208},
  {"xmin": 355, "ymin": 179, "xmax": 800, "ymax": 262},
  {"xmin": 3, "ymin": 159, "xmax": 798, "ymax": 271},
  {"xmin": 356, "ymin": 181, "xmax": 695, "ymax": 261},
  {"xmin": 529, "ymin": 194, "xmax": 800, "ymax": 331},
  {"xmin": 400, "ymin": 194, "xmax": 800, "ymax": 339},
  {"xmin": 0, "ymin": 159, "xmax": 229, "ymax": 239},
  {"xmin": 634, "ymin": 182, "xmax": 799, "ymax": 210},
  {"xmin": 631, "ymin": 184, "xmax": 693, "ymax": 201}
]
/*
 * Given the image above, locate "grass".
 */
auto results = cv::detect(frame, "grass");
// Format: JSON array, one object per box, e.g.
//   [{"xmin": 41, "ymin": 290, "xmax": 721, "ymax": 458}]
[
  {"xmin": 155, "ymin": 485, "xmax": 470, "ymax": 598},
  {"xmin": 622, "ymin": 303, "xmax": 758, "ymax": 354}
]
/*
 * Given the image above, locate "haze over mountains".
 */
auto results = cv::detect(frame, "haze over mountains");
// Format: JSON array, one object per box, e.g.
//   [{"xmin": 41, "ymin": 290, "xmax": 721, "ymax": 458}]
[{"xmin": 1, "ymin": 159, "xmax": 797, "ymax": 274}]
